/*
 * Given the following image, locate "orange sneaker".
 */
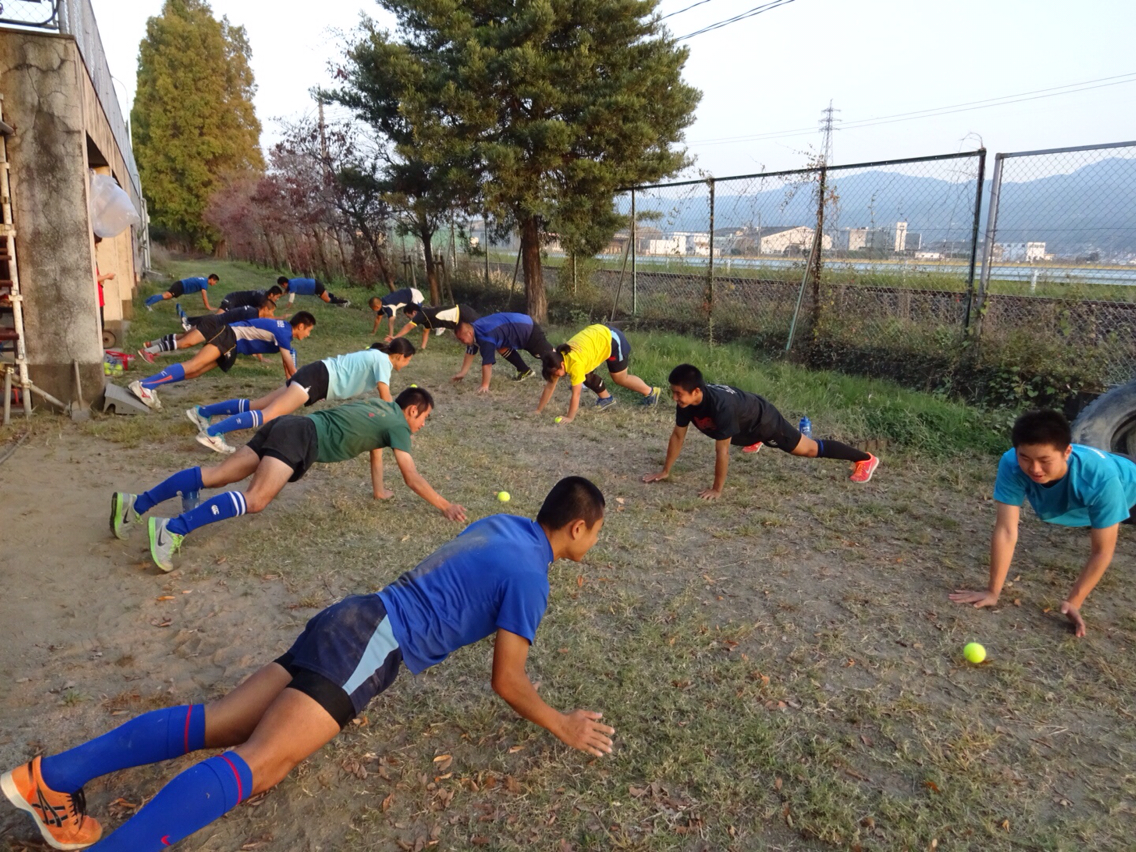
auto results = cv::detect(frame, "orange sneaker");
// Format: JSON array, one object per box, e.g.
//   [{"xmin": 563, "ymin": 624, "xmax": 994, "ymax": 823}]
[
  {"xmin": 742, "ymin": 442, "xmax": 763, "ymax": 454},
  {"xmin": 850, "ymin": 454, "xmax": 880, "ymax": 483},
  {"xmin": 1, "ymin": 756, "xmax": 102, "ymax": 849}
]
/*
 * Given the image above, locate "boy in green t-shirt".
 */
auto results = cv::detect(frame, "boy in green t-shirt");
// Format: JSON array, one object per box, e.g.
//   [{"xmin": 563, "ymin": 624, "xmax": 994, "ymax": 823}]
[{"xmin": 108, "ymin": 387, "xmax": 467, "ymax": 572}]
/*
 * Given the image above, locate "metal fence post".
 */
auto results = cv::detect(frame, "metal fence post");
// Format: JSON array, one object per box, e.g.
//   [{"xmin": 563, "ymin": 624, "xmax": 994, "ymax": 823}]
[
  {"xmin": 972, "ymin": 154, "xmax": 1005, "ymax": 340},
  {"xmin": 707, "ymin": 178, "xmax": 715, "ymax": 345},
  {"xmin": 483, "ymin": 212, "xmax": 490, "ymax": 289},
  {"xmin": 631, "ymin": 189, "xmax": 637, "ymax": 316},
  {"xmin": 963, "ymin": 148, "xmax": 987, "ymax": 331}
]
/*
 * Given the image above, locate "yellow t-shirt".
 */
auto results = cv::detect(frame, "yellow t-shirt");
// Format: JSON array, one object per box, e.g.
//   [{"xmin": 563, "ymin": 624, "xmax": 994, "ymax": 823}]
[{"xmin": 563, "ymin": 324, "xmax": 614, "ymax": 386}]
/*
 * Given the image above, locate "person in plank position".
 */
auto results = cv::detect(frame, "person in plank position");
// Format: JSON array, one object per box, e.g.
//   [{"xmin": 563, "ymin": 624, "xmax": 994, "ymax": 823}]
[
  {"xmin": 641, "ymin": 363, "xmax": 879, "ymax": 499},
  {"xmin": 278, "ymin": 276, "xmax": 349, "ymax": 306},
  {"xmin": 188, "ymin": 338, "xmax": 415, "ymax": 454},
  {"xmin": 219, "ymin": 285, "xmax": 283, "ymax": 312},
  {"xmin": 369, "ymin": 288, "xmax": 425, "ymax": 337},
  {"xmin": 386, "ymin": 301, "xmax": 478, "ymax": 350},
  {"xmin": 111, "ymin": 387, "xmax": 465, "ymax": 571},
  {"xmin": 537, "ymin": 323, "xmax": 660, "ymax": 420},
  {"xmin": 950, "ymin": 409, "xmax": 1136, "ymax": 638},
  {"xmin": 452, "ymin": 312, "xmax": 553, "ymax": 390},
  {"xmin": 144, "ymin": 274, "xmax": 219, "ymax": 311},
  {"xmin": 4, "ymin": 477, "xmax": 611, "ymax": 851},
  {"xmin": 138, "ymin": 298, "xmax": 276, "ymax": 364}
]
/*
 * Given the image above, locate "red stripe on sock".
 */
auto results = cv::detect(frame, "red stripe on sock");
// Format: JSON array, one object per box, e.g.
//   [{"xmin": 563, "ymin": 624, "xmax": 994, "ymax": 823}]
[
  {"xmin": 183, "ymin": 707, "xmax": 192, "ymax": 754},
  {"xmin": 219, "ymin": 754, "xmax": 244, "ymax": 803}
]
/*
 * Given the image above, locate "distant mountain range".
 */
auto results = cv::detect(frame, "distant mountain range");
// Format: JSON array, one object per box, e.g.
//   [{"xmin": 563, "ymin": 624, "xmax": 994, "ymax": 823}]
[{"xmin": 617, "ymin": 157, "xmax": 1136, "ymax": 257}]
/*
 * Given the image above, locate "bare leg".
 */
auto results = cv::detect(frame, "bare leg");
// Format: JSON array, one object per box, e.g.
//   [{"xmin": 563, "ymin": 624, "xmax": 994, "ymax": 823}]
[
  {"xmin": 790, "ymin": 436, "xmax": 819, "ymax": 458},
  {"xmin": 199, "ymin": 447, "xmax": 262, "ymax": 489},
  {"xmin": 609, "ymin": 368, "xmax": 651, "ymax": 396},
  {"xmin": 234, "ymin": 688, "xmax": 341, "ymax": 795},
  {"xmin": 204, "ymin": 663, "xmax": 293, "ymax": 748}
]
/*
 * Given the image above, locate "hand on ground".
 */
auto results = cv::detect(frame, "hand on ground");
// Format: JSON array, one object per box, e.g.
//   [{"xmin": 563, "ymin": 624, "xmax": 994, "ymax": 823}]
[
  {"xmin": 476, "ymin": 386, "xmax": 491, "ymax": 395},
  {"xmin": 443, "ymin": 503, "xmax": 467, "ymax": 522},
  {"xmin": 698, "ymin": 487, "xmax": 722, "ymax": 501},
  {"xmin": 948, "ymin": 589, "xmax": 999, "ymax": 608},
  {"xmin": 1060, "ymin": 601, "xmax": 1086, "ymax": 637},
  {"xmin": 373, "ymin": 488, "xmax": 394, "ymax": 500},
  {"xmin": 559, "ymin": 709, "xmax": 614, "ymax": 757},
  {"xmin": 641, "ymin": 472, "xmax": 668, "ymax": 483}
]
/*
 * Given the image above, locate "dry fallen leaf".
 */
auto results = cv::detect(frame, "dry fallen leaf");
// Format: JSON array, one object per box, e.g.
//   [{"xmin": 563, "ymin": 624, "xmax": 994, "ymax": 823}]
[{"xmin": 156, "ymin": 595, "xmax": 175, "ymax": 601}]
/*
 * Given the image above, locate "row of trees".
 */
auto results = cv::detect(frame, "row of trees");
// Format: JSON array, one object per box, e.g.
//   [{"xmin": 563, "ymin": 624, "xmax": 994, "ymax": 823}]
[{"xmin": 132, "ymin": 0, "xmax": 701, "ymax": 321}]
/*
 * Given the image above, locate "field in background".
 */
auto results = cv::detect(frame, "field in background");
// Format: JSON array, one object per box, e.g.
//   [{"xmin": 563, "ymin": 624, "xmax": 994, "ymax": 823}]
[{"xmin": 4, "ymin": 259, "xmax": 1136, "ymax": 851}]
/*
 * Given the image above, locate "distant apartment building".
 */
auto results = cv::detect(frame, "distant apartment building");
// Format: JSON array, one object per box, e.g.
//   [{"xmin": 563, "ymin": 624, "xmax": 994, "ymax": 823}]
[
  {"xmin": 996, "ymin": 242, "xmax": 1047, "ymax": 262},
  {"xmin": 835, "ymin": 221, "xmax": 918, "ymax": 254},
  {"xmin": 717, "ymin": 225, "xmax": 831, "ymax": 256}
]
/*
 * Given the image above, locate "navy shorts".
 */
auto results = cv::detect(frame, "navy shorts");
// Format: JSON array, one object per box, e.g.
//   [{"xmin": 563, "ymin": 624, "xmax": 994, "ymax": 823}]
[
  {"xmin": 606, "ymin": 326, "xmax": 631, "ymax": 373},
  {"xmin": 286, "ymin": 361, "xmax": 330, "ymax": 406},
  {"xmin": 275, "ymin": 595, "xmax": 403, "ymax": 728}
]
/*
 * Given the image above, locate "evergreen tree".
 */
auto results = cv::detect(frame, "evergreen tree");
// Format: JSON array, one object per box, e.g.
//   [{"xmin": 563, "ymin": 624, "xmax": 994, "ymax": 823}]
[
  {"xmin": 336, "ymin": 0, "xmax": 699, "ymax": 321},
  {"xmin": 132, "ymin": 0, "xmax": 263, "ymax": 250}
]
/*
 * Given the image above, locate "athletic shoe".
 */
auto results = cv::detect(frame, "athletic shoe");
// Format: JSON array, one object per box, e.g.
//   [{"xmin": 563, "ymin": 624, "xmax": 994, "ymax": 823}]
[
  {"xmin": 512, "ymin": 368, "xmax": 534, "ymax": 382},
  {"xmin": 137, "ymin": 347, "xmax": 156, "ymax": 364},
  {"xmin": 641, "ymin": 386, "xmax": 662, "ymax": 407},
  {"xmin": 109, "ymin": 491, "xmax": 140, "ymax": 540},
  {"xmin": 742, "ymin": 442, "xmax": 763, "ymax": 454},
  {"xmin": 185, "ymin": 406, "xmax": 210, "ymax": 431},
  {"xmin": 127, "ymin": 380, "xmax": 161, "ymax": 411},
  {"xmin": 176, "ymin": 302, "xmax": 190, "ymax": 331},
  {"xmin": 334, "ymin": 299, "xmax": 351, "ymax": 308},
  {"xmin": 595, "ymin": 396, "xmax": 617, "ymax": 411},
  {"xmin": 148, "ymin": 517, "xmax": 184, "ymax": 573},
  {"xmin": 0, "ymin": 755, "xmax": 103, "ymax": 850},
  {"xmin": 196, "ymin": 431, "xmax": 235, "ymax": 455},
  {"xmin": 850, "ymin": 454, "xmax": 880, "ymax": 483}
]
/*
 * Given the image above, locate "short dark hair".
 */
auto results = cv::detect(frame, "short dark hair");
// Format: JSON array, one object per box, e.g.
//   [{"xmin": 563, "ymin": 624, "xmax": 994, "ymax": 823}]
[
  {"xmin": 396, "ymin": 386, "xmax": 434, "ymax": 412},
  {"xmin": 289, "ymin": 311, "xmax": 317, "ymax": 328},
  {"xmin": 370, "ymin": 338, "xmax": 415, "ymax": 357},
  {"xmin": 1011, "ymin": 409, "xmax": 1072, "ymax": 450},
  {"xmin": 668, "ymin": 363, "xmax": 703, "ymax": 392},
  {"xmin": 404, "ymin": 303, "xmax": 422, "ymax": 317},
  {"xmin": 253, "ymin": 294, "xmax": 272, "ymax": 309},
  {"xmin": 277, "ymin": 276, "xmax": 290, "ymax": 286},
  {"xmin": 207, "ymin": 274, "xmax": 219, "ymax": 282},
  {"xmin": 537, "ymin": 476, "xmax": 605, "ymax": 530},
  {"xmin": 266, "ymin": 285, "xmax": 284, "ymax": 299}
]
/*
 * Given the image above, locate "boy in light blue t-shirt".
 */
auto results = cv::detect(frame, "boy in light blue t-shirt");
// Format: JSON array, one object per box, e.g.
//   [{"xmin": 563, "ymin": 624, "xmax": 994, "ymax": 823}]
[{"xmin": 950, "ymin": 409, "xmax": 1136, "ymax": 638}]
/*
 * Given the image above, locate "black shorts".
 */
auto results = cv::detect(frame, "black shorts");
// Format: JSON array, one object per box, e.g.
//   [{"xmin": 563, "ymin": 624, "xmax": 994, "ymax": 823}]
[
  {"xmin": 246, "ymin": 416, "xmax": 319, "ymax": 482},
  {"xmin": 286, "ymin": 361, "xmax": 330, "ymax": 406},
  {"xmin": 194, "ymin": 315, "xmax": 239, "ymax": 372},
  {"xmin": 274, "ymin": 594, "xmax": 403, "ymax": 728},
  {"xmin": 606, "ymin": 326, "xmax": 631, "ymax": 374},
  {"xmin": 738, "ymin": 407, "xmax": 802, "ymax": 453},
  {"xmin": 167, "ymin": 280, "xmax": 186, "ymax": 298},
  {"xmin": 312, "ymin": 280, "xmax": 327, "ymax": 297},
  {"xmin": 524, "ymin": 322, "xmax": 553, "ymax": 360}
]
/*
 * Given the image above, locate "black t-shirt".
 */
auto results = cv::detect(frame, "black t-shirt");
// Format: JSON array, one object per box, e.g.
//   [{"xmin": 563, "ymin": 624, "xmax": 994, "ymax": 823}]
[
  {"xmin": 222, "ymin": 289, "xmax": 266, "ymax": 308},
  {"xmin": 404, "ymin": 303, "xmax": 480, "ymax": 331},
  {"xmin": 675, "ymin": 384, "xmax": 778, "ymax": 446}
]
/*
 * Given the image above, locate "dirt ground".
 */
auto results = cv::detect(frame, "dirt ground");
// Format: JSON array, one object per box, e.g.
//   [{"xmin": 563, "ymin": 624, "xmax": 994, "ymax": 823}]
[{"xmin": 4, "ymin": 340, "xmax": 1136, "ymax": 851}]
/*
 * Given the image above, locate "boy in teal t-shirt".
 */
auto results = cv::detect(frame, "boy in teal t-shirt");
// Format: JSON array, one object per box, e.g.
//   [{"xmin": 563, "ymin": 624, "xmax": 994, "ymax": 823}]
[
  {"xmin": 950, "ymin": 409, "xmax": 1136, "ymax": 638},
  {"xmin": 109, "ymin": 388, "xmax": 466, "ymax": 572}
]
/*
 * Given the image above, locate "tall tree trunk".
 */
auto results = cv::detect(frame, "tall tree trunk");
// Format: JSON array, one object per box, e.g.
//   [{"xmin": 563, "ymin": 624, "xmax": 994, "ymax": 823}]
[
  {"xmin": 312, "ymin": 229, "xmax": 330, "ymax": 280},
  {"xmin": 520, "ymin": 215, "xmax": 546, "ymax": 322},
  {"xmin": 415, "ymin": 216, "xmax": 441, "ymax": 304}
]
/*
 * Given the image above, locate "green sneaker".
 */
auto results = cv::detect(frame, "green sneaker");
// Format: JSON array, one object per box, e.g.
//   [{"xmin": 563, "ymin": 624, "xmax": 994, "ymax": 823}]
[
  {"xmin": 148, "ymin": 517, "xmax": 184, "ymax": 573},
  {"xmin": 110, "ymin": 492, "xmax": 140, "ymax": 540}
]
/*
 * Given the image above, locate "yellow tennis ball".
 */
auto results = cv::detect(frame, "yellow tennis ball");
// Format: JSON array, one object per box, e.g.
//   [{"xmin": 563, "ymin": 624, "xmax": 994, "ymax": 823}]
[
  {"xmin": 554, "ymin": 416, "xmax": 563, "ymax": 423},
  {"xmin": 963, "ymin": 642, "xmax": 986, "ymax": 664},
  {"xmin": 497, "ymin": 491, "xmax": 511, "ymax": 502},
  {"xmin": 409, "ymin": 383, "xmax": 418, "ymax": 388}
]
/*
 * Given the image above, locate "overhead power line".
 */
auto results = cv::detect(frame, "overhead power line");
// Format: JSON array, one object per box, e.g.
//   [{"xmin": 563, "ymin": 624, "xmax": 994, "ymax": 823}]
[
  {"xmin": 688, "ymin": 72, "xmax": 1136, "ymax": 148},
  {"xmin": 677, "ymin": 0, "xmax": 796, "ymax": 40},
  {"xmin": 659, "ymin": 0, "xmax": 719, "ymax": 21}
]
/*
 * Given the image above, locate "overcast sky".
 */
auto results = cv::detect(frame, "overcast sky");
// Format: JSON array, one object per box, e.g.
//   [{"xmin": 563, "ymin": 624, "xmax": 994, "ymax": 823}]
[{"xmin": 92, "ymin": 0, "xmax": 1135, "ymax": 178}]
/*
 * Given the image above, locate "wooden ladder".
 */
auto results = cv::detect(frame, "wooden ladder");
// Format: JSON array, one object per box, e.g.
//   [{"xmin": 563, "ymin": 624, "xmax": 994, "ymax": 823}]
[{"xmin": 0, "ymin": 93, "xmax": 31, "ymax": 424}]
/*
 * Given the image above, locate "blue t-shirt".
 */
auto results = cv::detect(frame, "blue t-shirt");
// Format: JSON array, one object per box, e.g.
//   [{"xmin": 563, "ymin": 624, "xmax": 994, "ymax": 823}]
[
  {"xmin": 993, "ymin": 444, "xmax": 1136, "ymax": 528},
  {"xmin": 378, "ymin": 515, "xmax": 553, "ymax": 674},
  {"xmin": 471, "ymin": 313, "xmax": 534, "ymax": 365},
  {"xmin": 231, "ymin": 318, "xmax": 294, "ymax": 355},
  {"xmin": 178, "ymin": 277, "xmax": 209, "ymax": 294},
  {"xmin": 323, "ymin": 349, "xmax": 392, "ymax": 400},
  {"xmin": 288, "ymin": 278, "xmax": 318, "ymax": 295}
]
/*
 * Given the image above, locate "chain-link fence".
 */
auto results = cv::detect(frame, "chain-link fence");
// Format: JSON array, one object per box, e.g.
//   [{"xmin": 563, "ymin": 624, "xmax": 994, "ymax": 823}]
[
  {"xmin": 975, "ymin": 141, "xmax": 1136, "ymax": 390},
  {"xmin": 0, "ymin": 0, "xmax": 59, "ymax": 28}
]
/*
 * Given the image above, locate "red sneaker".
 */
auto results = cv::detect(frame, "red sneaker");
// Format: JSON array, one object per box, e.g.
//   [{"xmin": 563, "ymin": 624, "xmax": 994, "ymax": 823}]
[
  {"xmin": 850, "ymin": 454, "xmax": 880, "ymax": 483},
  {"xmin": 137, "ymin": 347, "xmax": 156, "ymax": 364},
  {"xmin": 1, "ymin": 755, "xmax": 102, "ymax": 849},
  {"xmin": 742, "ymin": 442, "xmax": 763, "ymax": 454}
]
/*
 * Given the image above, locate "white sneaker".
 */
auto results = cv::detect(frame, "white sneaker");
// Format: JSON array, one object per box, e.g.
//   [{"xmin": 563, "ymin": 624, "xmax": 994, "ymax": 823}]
[
  {"xmin": 196, "ymin": 431, "xmax": 235, "ymax": 454},
  {"xmin": 128, "ymin": 380, "xmax": 162, "ymax": 410},
  {"xmin": 185, "ymin": 406, "xmax": 210, "ymax": 431}
]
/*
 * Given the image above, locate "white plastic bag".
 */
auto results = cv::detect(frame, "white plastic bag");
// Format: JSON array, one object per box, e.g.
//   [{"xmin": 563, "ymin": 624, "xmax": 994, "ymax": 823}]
[{"xmin": 89, "ymin": 172, "xmax": 141, "ymax": 238}]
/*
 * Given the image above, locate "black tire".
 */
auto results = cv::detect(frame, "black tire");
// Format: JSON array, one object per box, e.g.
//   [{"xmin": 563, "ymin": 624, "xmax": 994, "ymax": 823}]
[
  {"xmin": 102, "ymin": 328, "xmax": 118, "ymax": 348},
  {"xmin": 1071, "ymin": 380, "xmax": 1136, "ymax": 455}
]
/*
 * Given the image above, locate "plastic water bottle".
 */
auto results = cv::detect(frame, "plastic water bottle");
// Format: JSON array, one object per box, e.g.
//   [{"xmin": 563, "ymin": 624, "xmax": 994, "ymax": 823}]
[{"xmin": 799, "ymin": 416, "xmax": 812, "ymax": 438}]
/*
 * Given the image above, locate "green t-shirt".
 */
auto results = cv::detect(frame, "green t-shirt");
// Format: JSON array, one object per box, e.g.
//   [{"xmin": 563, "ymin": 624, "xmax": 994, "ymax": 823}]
[{"xmin": 309, "ymin": 399, "xmax": 412, "ymax": 464}]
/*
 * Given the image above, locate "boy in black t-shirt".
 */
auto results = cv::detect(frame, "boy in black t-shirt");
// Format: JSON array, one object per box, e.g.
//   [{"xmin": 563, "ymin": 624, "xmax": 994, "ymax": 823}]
[{"xmin": 641, "ymin": 363, "xmax": 879, "ymax": 499}]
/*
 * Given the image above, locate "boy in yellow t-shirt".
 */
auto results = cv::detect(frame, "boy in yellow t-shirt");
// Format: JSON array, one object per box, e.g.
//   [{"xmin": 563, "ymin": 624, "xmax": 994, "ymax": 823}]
[{"xmin": 537, "ymin": 324, "xmax": 660, "ymax": 422}]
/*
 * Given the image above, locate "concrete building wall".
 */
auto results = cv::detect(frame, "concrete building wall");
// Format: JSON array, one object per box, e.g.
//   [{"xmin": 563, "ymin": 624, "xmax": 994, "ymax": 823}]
[{"xmin": 0, "ymin": 30, "xmax": 140, "ymax": 404}]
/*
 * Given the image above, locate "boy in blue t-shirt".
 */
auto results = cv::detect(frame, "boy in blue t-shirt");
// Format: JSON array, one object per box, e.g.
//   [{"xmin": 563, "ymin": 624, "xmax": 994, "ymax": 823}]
[
  {"xmin": 278, "ymin": 276, "xmax": 350, "ymax": 307},
  {"xmin": 452, "ymin": 312, "xmax": 553, "ymax": 390},
  {"xmin": 144, "ymin": 274, "xmax": 219, "ymax": 311},
  {"xmin": 3, "ymin": 477, "xmax": 610, "ymax": 850},
  {"xmin": 950, "ymin": 409, "xmax": 1136, "ymax": 638}
]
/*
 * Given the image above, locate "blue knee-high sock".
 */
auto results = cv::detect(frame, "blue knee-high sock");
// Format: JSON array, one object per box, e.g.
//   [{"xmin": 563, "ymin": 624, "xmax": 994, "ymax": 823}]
[
  {"xmin": 167, "ymin": 491, "xmax": 246, "ymax": 536},
  {"xmin": 134, "ymin": 467, "xmax": 204, "ymax": 515},
  {"xmin": 89, "ymin": 752, "xmax": 252, "ymax": 851},
  {"xmin": 40, "ymin": 706, "xmax": 206, "ymax": 794},
  {"xmin": 207, "ymin": 409, "xmax": 261, "ymax": 437},
  {"xmin": 140, "ymin": 362, "xmax": 186, "ymax": 390},
  {"xmin": 144, "ymin": 294, "xmax": 164, "ymax": 307},
  {"xmin": 198, "ymin": 398, "xmax": 249, "ymax": 418}
]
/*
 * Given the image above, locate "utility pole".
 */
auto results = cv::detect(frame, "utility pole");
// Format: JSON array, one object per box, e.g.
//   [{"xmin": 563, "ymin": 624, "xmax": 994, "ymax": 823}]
[{"xmin": 819, "ymin": 99, "xmax": 840, "ymax": 166}]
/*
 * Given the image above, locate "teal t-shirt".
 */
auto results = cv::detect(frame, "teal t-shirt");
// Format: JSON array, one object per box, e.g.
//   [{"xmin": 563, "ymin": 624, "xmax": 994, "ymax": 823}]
[
  {"xmin": 323, "ymin": 349, "xmax": 392, "ymax": 401},
  {"xmin": 993, "ymin": 444, "xmax": 1136, "ymax": 528},
  {"xmin": 309, "ymin": 399, "xmax": 412, "ymax": 464}
]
